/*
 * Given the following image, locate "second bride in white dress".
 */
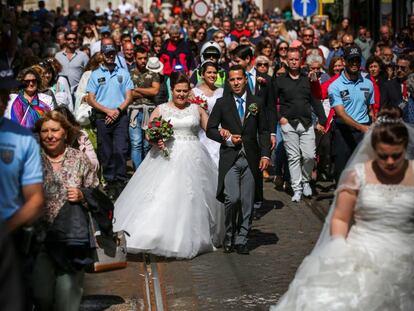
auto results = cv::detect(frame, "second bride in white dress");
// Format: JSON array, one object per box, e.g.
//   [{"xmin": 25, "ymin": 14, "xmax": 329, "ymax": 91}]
[
  {"xmin": 191, "ymin": 61, "xmax": 223, "ymax": 167},
  {"xmin": 113, "ymin": 72, "xmax": 224, "ymax": 259}
]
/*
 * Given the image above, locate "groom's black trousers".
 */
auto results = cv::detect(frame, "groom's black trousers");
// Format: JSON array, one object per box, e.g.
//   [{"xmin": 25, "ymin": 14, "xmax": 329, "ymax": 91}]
[{"xmin": 223, "ymin": 154, "xmax": 256, "ymax": 246}]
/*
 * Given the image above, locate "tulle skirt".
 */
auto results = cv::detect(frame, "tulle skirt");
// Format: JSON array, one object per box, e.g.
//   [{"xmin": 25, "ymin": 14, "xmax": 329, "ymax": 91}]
[
  {"xmin": 270, "ymin": 225, "xmax": 414, "ymax": 310},
  {"xmin": 113, "ymin": 137, "xmax": 225, "ymax": 259}
]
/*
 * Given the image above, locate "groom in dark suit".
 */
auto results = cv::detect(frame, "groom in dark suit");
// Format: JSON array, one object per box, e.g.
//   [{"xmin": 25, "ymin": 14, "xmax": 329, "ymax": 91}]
[{"xmin": 207, "ymin": 65, "xmax": 271, "ymax": 254}]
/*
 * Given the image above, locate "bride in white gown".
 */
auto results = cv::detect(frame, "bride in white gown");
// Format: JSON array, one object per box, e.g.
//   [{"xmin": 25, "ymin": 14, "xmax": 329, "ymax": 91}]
[
  {"xmin": 271, "ymin": 107, "xmax": 414, "ymax": 310},
  {"xmin": 191, "ymin": 61, "xmax": 223, "ymax": 167},
  {"xmin": 114, "ymin": 72, "xmax": 224, "ymax": 259}
]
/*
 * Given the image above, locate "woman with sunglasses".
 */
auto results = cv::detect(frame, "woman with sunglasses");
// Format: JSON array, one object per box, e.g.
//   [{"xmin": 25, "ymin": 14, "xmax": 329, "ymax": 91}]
[
  {"xmin": 193, "ymin": 26, "xmax": 207, "ymax": 51},
  {"xmin": 273, "ymin": 41, "xmax": 289, "ymax": 76},
  {"xmin": 5, "ymin": 67, "xmax": 54, "ymax": 129},
  {"xmin": 272, "ymin": 106, "xmax": 414, "ymax": 310},
  {"xmin": 255, "ymin": 55, "xmax": 272, "ymax": 76}
]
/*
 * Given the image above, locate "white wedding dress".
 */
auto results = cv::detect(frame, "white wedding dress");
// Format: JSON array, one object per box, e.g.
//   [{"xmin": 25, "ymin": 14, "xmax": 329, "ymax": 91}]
[
  {"xmin": 113, "ymin": 103, "xmax": 224, "ymax": 259},
  {"xmin": 271, "ymin": 162, "xmax": 414, "ymax": 310},
  {"xmin": 193, "ymin": 87, "xmax": 223, "ymax": 167}
]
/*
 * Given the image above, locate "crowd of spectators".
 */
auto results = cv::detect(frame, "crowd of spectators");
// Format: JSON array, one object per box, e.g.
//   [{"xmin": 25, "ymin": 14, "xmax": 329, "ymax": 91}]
[{"xmin": 1, "ymin": 0, "xmax": 414, "ymax": 308}]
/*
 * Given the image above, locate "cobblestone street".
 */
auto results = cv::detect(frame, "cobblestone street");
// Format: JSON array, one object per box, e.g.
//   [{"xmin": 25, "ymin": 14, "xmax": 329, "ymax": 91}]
[{"xmin": 81, "ymin": 181, "xmax": 333, "ymax": 311}]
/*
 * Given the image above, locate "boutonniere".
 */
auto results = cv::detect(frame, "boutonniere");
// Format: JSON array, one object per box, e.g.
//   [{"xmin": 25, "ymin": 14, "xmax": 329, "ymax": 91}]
[
  {"xmin": 256, "ymin": 76, "xmax": 267, "ymax": 86},
  {"xmin": 247, "ymin": 103, "xmax": 259, "ymax": 117}
]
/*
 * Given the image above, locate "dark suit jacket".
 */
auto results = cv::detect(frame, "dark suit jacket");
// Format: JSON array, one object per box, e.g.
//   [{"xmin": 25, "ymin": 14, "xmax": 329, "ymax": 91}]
[
  {"xmin": 206, "ymin": 91, "xmax": 271, "ymax": 202},
  {"xmin": 381, "ymin": 78, "xmax": 404, "ymax": 108},
  {"xmin": 223, "ymin": 72, "xmax": 277, "ymax": 134}
]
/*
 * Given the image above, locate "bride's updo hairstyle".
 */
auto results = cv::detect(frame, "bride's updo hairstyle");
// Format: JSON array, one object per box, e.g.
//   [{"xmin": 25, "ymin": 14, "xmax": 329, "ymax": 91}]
[
  {"xmin": 201, "ymin": 60, "xmax": 218, "ymax": 74},
  {"xmin": 170, "ymin": 71, "xmax": 190, "ymax": 90},
  {"xmin": 371, "ymin": 106, "xmax": 408, "ymax": 149}
]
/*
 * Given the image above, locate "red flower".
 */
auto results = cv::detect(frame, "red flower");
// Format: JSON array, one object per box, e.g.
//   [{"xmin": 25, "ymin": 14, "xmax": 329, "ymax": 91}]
[
  {"xmin": 155, "ymin": 121, "xmax": 161, "ymax": 127},
  {"xmin": 148, "ymin": 122, "xmax": 153, "ymax": 129}
]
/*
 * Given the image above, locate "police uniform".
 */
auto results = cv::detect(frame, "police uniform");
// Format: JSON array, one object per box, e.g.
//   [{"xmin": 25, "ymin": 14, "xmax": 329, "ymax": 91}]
[
  {"xmin": 328, "ymin": 70, "xmax": 374, "ymax": 181},
  {"xmin": 86, "ymin": 64, "xmax": 134, "ymax": 184}
]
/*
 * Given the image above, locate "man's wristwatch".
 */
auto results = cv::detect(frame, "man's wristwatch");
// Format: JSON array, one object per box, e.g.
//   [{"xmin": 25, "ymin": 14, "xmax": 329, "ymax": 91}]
[{"xmin": 117, "ymin": 107, "xmax": 122, "ymax": 114}]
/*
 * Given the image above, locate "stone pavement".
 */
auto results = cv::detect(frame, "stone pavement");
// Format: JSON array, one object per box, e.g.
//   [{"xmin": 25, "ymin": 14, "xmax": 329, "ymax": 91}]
[{"xmin": 81, "ymin": 180, "xmax": 333, "ymax": 310}]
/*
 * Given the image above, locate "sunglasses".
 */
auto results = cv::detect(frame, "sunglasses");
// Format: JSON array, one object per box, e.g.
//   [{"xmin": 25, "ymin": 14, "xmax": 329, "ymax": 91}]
[
  {"xmin": 66, "ymin": 37, "xmax": 77, "ymax": 41},
  {"xmin": 377, "ymin": 152, "xmax": 403, "ymax": 161},
  {"xmin": 257, "ymin": 62, "xmax": 269, "ymax": 67},
  {"xmin": 303, "ymin": 34, "xmax": 313, "ymax": 38},
  {"xmin": 279, "ymin": 47, "xmax": 288, "ymax": 50},
  {"xmin": 396, "ymin": 65, "xmax": 408, "ymax": 71},
  {"xmin": 23, "ymin": 79, "xmax": 37, "ymax": 85},
  {"xmin": 204, "ymin": 53, "xmax": 219, "ymax": 59}
]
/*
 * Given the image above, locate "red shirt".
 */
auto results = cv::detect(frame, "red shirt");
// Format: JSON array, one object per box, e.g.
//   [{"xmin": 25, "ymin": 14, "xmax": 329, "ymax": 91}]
[{"xmin": 230, "ymin": 29, "xmax": 251, "ymax": 39}]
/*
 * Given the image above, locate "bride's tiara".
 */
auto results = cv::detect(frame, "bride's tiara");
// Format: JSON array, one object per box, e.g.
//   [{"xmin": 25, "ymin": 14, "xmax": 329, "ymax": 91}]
[{"xmin": 376, "ymin": 116, "xmax": 404, "ymax": 125}]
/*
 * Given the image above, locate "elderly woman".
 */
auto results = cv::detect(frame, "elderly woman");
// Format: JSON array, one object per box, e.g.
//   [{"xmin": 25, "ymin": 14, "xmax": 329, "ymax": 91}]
[
  {"xmin": 255, "ymin": 55, "xmax": 272, "ymax": 76},
  {"xmin": 54, "ymin": 106, "xmax": 100, "ymax": 174},
  {"xmin": 32, "ymin": 111, "xmax": 99, "ymax": 311},
  {"xmin": 5, "ymin": 67, "xmax": 54, "ymax": 129}
]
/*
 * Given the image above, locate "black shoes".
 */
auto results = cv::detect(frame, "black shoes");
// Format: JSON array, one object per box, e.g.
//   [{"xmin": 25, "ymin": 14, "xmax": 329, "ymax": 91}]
[
  {"xmin": 223, "ymin": 238, "xmax": 249, "ymax": 255},
  {"xmin": 235, "ymin": 244, "xmax": 249, "ymax": 255},
  {"xmin": 223, "ymin": 238, "xmax": 234, "ymax": 253}
]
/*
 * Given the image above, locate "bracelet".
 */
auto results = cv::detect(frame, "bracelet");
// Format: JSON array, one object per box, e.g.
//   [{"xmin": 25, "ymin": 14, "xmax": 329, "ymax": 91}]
[{"xmin": 117, "ymin": 107, "xmax": 122, "ymax": 114}]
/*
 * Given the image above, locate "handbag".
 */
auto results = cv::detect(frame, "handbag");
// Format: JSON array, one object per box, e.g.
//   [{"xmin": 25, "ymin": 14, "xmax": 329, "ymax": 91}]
[{"xmin": 86, "ymin": 213, "xmax": 128, "ymax": 273}]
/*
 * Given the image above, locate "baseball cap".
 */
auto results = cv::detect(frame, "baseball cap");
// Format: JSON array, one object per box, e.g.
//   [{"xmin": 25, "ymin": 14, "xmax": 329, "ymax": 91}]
[
  {"xmin": 100, "ymin": 26, "xmax": 111, "ymax": 34},
  {"xmin": 101, "ymin": 44, "xmax": 116, "ymax": 54},
  {"xmin": 344, "ymin": 45, "xmax": 362, "ymax": 61}
]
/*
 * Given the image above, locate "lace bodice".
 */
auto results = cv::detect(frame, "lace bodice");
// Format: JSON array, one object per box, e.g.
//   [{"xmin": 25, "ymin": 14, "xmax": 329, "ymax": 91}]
[
  {"xmin": 159, "ymin": 103, "xmax": 200, "ymax": 139},
  {"xmin": 192, "ymin": 87, "xmax": 223, "ymax": 114},
  {"xmin": 353, "ymin": 162, "xmax": 414, "ymax": 234}
]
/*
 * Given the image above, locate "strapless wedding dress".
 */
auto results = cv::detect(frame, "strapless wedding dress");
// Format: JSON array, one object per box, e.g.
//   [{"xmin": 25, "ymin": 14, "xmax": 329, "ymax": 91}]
[{"xmin": 114, "ymin": 103, "xmax": 224, "ymax": 259}]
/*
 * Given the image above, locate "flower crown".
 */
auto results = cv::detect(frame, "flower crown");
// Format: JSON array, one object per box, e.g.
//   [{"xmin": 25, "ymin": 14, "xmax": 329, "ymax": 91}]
[{"xmin": 376, "ymin": 116, "xmax": 403, "ymax": 125}]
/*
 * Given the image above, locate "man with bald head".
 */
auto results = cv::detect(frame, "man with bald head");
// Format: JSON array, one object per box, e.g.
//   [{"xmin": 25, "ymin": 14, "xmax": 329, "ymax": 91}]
[{"xmin": 122, "ymin": 41, "xmax": 136, "ymax": 71}]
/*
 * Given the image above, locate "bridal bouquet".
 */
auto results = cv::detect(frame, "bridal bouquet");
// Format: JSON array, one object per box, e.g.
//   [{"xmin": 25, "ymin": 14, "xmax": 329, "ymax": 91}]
[
  {"xmin": 189, "ymin": 96, "xmax": 209, "ymax": 113},
  {"xmin": 146, "ymin": 117, "xmax": 174, "ymax": 158}
]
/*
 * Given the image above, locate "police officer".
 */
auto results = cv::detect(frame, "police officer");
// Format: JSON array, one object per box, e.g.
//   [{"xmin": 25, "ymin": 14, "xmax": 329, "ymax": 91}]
[
  {"xmin": 0, "ymin": 70, "xmax": 44, "ymax": 311},
  {"xmin": 86, "ymin": 41, "xmax": 133, "ymax": 198},
  {"xmin": 328, "ymin": 45, "xmax": 375, "ymax": 181}
]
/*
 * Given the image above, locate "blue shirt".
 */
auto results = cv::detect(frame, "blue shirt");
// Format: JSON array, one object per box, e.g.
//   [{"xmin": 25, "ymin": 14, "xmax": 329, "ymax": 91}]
[
  {"xmin": 86, "ymin": 65, "xmax": 134, "ymax": 109},
  {"xmin": 328, "ymin": 71, "xmax": 374, "ymax": 124},
  {"xmin": 0, "ymin": 118, "xmax": 43, "ymax": 220}
]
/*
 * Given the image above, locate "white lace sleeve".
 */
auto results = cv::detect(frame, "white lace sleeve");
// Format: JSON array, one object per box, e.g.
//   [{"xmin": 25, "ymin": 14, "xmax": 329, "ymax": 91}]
[{"xmin": 335, "ymin": 164, "xmax": 363, "ymax": 195}]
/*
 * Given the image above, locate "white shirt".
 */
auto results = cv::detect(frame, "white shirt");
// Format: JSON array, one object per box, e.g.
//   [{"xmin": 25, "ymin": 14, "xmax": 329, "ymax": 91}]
[
  {"xmin": 225, "ymin": 92, "xmax": 247, "ymax": 147},
  {"xmin": 118, "ymin": 2, "xmax": 133, "ymax": 14}
]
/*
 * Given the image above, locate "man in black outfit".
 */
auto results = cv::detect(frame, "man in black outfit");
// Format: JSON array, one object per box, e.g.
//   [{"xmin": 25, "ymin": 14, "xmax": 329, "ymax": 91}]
[
  {"xmin": 381, "ymin": 54, "xmax": 413, "ymax": 108},
  {"xmin": 207, "ymin": 65, "xmax": 271, "ymax": 255}
]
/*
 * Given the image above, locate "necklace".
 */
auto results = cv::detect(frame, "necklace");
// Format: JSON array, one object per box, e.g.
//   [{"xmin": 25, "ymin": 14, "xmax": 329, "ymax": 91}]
[
  {"xmin": 45, "ymin": 149, "xmax": 66, "ymax": 164},
  {"xmin": 47, "ymin": 157, "xmax": 64, "ymax": 163}
]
